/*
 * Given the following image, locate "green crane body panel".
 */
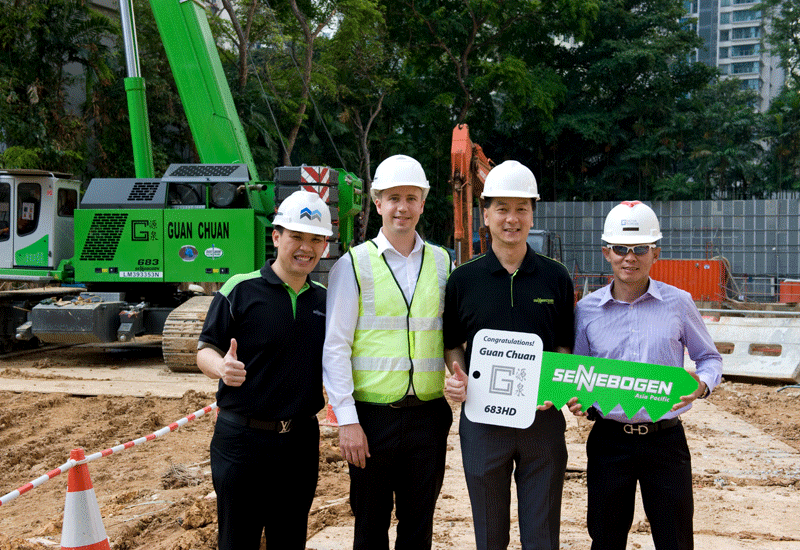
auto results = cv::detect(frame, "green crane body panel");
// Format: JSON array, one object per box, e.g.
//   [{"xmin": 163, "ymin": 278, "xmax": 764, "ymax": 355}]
[
  {"xmin": 74, "ymin": 207, "xmax": 260, "ymax": 284},
  {"xmin": 337, "ymin": 170, "xmax": 363, "ymax": 248},
  {"xmin": 163, "ymin": 208, "xmax": 261, "ymax": 281},
  {"xmin": 14, "ymin": 235, "xmax": 49, "ymax": 267}
]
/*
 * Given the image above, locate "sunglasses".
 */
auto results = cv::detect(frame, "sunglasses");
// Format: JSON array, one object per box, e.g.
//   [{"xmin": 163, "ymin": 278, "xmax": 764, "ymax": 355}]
[{"xmin": 607, "ymin": 244, "xmax": 657, "ymax": 256}]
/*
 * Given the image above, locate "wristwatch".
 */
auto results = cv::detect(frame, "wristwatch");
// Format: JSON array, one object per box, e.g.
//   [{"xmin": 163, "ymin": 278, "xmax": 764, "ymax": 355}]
[{"xmin": 700, "ymin": 384, "xmax": 711, "ymax": 399}]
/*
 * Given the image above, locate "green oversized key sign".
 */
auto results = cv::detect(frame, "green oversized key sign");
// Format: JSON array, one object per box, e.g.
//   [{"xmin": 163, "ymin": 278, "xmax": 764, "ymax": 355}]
[
  {"xmin": 540, "ymin": 351, "xmax": 699, "ymax": 421},
  {"xmin": 464, "ymin": 329, "xmax": 699, "ymax": 428}
]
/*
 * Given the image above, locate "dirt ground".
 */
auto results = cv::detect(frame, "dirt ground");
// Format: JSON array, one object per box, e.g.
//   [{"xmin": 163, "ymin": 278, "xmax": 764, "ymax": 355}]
[{"xmin": 0, "ymin": 342, "xmax": 798, "ymax": 549}]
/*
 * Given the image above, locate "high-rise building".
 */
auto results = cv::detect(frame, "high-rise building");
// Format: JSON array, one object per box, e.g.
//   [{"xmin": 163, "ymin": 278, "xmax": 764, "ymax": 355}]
[{"xmin": 688, "ymin": 0, "xmax": 785, "ymax": 112}]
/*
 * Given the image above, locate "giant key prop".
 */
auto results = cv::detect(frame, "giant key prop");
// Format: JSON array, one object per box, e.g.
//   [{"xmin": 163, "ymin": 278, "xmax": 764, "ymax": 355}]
[{"xmin": 464, "ymin": 329, "xmax": 699, "ymax": 428}]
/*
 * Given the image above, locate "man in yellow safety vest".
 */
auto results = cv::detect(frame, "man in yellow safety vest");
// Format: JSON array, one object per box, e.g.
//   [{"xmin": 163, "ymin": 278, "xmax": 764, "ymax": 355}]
[{"xmin": 323, "ymin": 154, "xmax": 453, "ymax": 549}]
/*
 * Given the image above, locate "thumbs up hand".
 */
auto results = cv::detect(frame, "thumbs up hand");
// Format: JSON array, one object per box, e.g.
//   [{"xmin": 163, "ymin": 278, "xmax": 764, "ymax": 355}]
[
  {"xmin": 445, "ymin": 361, "xmax": 468, "ymax": 403},
  {"xmin": 220, "ymin": 338, "xmax": 246, "ymax": 387}
]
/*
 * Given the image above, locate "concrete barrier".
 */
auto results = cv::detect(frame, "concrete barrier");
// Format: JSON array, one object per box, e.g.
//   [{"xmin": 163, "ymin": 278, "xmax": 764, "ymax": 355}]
[{"xmin": 704, "ymin": 316, "xmax": 800, "ymax": 382}]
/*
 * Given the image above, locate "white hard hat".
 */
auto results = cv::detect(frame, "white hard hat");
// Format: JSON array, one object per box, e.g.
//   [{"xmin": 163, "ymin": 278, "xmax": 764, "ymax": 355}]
[
  {"xmin": 480, "ymin": 160, "xmax": 540, "ymax": 200},
  {"xmin": 273, "ymin": 190, "xmax": 333, "ymax": 237},
  {"xmin": 601, "ymin": 201, "xmax": 662, "ymax": 245},
  {"xmin": 371, "ymin": 154, "xmax": 430, "ymax": 191}
]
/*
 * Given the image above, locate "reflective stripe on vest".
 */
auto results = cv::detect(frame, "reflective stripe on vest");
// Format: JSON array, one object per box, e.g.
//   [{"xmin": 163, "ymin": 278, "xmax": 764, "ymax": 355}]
[{"xmin": 350, "ymin": 241, "xmax": 450, "ymax": 403}]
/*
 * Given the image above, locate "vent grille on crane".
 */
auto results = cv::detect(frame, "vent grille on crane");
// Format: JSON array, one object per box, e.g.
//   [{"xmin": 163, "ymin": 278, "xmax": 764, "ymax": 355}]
[
  {"xmin": 79, "ymin": 213, "xmax": 128, "ymax": 261},
  {"xmin": 167, "ymin": 165, "xmax": 238, "ymax": 178},
  {"xmin": 127, "ymin": 180, "xmax": 161, "ymax": 202},
  {"xmin": 161, "ymin": 164, "xmax": 250, "ymax": 182}
]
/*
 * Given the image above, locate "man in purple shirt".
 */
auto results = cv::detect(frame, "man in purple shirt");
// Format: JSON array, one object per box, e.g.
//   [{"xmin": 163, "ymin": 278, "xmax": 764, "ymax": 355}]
[{"xmin": 570, "ymin": 200, "xmax": 722, "ymax": 550}]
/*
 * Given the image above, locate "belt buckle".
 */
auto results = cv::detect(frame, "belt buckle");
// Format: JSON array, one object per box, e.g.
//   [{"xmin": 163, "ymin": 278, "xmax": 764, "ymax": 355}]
[
  {"xmin": 279, "ymin": 420, "xmax": 292, "ymax": 433},
  {"xmin": 624, "ymin": 423, "xmax": 649, "ymax": 435}
]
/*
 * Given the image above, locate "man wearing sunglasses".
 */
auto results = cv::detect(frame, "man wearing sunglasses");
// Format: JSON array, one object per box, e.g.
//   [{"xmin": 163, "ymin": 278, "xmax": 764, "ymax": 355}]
[{"xmin": 569, "ymin": 200, "xmax": 722, "ymax": 550}]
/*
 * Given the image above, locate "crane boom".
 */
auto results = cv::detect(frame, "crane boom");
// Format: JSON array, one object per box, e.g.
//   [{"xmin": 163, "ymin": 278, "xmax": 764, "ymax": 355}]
[{"xmin": 147, "ymin": 0, "xmax": 258, "ymax": 181}]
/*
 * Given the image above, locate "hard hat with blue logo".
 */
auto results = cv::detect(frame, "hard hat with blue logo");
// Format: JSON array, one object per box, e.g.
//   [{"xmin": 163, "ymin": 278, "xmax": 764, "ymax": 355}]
[{"xmin": 273, "ymin": 190, "xmax": 333, "ymax": 237}]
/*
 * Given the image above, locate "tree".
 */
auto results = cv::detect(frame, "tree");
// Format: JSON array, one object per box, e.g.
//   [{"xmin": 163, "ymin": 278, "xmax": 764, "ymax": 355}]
[
  {"xmin": 388, "ymin": 0, "xmax": 597, "ymax": 125},
  {"xmin": 759, "ymin": 0, "xmax": 800, "ymax": 193},
  {"xmin": 763, "ymin": 89, "xmax": 800, "ymax": 193},
  {"xmin": 673, "ymin": 79, "xmax": 766, "ymax": 199},
  {"xmin": 370, "ymin": 0, "xmax": 599, "ymax": 244},
  {"xmin": 0, "ymin": 0, "xmax": 116, "ymax": 175},
  {"xmin": 219, "ymin": 0, "xmax": 261, "ymax": 88},
  {"xmin": 761, "ymin": 0, "xmax": 800, "ymax": 90},
  {"xmin": 545, "ymin": 0, "xmax": 716, "ymax": 200},
  {"xmin": 205, "ymin": 1, "xmax": 285, "ymax": 174},
  {"xmin": 323, "ymin": 0, "xmax": 397, "ymax": 239}
]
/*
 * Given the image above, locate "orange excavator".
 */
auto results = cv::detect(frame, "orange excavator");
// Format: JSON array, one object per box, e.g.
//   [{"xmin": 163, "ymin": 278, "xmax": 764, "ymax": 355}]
[{"xmin": 450, "ymin": 124, "xmax": 494, "ymax": 265}]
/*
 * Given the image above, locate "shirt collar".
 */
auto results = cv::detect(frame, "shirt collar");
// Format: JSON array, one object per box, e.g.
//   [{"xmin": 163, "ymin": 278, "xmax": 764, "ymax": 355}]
[
  {"xmin": 373, "ymin": 228, "xmax": 424, "ymax": 257},
  {"xmin": 600, "ymin": 277, "xmax": 663, "ymax": 305},
  {"xmin": 260, "ymin": 260, "xmax": 312, "ymax": 290},
  {"xmin": 485, "ymin": 244, "xmax": 537, "ymax": 275}
]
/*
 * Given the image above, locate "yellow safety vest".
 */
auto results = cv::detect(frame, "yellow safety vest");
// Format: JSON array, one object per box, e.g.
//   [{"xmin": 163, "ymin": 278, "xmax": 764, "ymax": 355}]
[{"xmin": 350, "ymin": 240, "xmax": 451, "ymax": 403}]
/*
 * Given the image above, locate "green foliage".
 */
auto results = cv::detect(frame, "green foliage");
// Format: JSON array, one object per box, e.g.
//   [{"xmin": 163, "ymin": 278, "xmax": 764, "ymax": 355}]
[
  {"xmin": 543, "ymin": 0, "xmax": 717, "ymax": 200},
  {"xmin": 0, "ymin": 0, "xmax": 116, "ymax": 177},
  {"xmin": 760, "ymin": 0, "xmax": 800, "ymax": 90},
  {"xmin": 0, "ymin": 0, "xmax": 793, "ymax": 222},
  {"xmin": 677, "ymin": 79, "xmax": 766, "ymax": 199},
  {"xmin": 0, "ymin": 146, "xmax": 42, "ymax": 169},
  {"xmin": 762, "ymin": 89, "xmax": 800, "ymax": 192},
  {"xmin": 651, "ymin": 173, "xmax": 701, "ymax": 201},
  {"xmin": 322, "ymin": 0, "xmax": 395, "ymax": 178}
]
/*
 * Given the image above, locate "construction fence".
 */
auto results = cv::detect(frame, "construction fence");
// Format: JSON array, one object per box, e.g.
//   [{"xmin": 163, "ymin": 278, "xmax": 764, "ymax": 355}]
[{"xmin": 532, "ymin": 199, "xmax": 800, "ymax": 303}]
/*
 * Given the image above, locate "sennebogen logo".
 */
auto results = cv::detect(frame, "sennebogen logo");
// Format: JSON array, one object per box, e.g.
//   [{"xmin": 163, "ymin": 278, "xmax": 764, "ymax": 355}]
[
  {"xmin": 552, "ymin": 364, "xmax": 673, "ymax": 402},
  {"xmin": 300, "ymin": 207, "xmax": 323, "ymax": 221}
]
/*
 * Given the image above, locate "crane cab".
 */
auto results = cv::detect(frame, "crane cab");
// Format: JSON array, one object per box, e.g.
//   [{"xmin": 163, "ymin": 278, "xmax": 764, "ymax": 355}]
[{"xmin": 0, "ymin": 169, "xmax": 80, "ymax": 279}]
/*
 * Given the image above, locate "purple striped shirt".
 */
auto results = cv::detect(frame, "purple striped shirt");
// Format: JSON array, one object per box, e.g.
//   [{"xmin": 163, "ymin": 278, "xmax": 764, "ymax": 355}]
[{"xmin": 574, "ymin": 278, "xmax": 722, "ymax": 422}]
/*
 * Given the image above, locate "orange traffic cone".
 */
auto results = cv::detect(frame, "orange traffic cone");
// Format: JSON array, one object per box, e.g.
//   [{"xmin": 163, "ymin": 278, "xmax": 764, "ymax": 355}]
[{"xmin": 60, "ymin": 448, "xmax": 110, "ymax": 550}]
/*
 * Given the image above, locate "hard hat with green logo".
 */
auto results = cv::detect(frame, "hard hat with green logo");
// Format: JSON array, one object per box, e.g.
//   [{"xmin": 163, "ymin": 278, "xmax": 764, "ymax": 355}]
[{"xmin": 273, "ymin": 190, "xmax": 333, "ymax": 237}]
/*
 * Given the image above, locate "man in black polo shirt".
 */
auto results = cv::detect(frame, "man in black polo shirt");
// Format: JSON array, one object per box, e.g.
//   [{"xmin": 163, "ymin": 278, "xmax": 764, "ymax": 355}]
[
  {"xmin": 197, "ymin": 190, "xmax": 332, "ymax": 550},
  {"xmin": 443, "ymin": 160, "xmax": 574, "ymax": 550}
]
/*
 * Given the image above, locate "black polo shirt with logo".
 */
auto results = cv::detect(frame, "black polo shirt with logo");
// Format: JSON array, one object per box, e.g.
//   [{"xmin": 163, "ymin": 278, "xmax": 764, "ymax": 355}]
[
  {"xmin": 198, "ymin": 261, "xmax": 326, "ymax": 421},
  {"xmin": 443, "ymin": 245, "xmax": 575, "ymax": 370}
]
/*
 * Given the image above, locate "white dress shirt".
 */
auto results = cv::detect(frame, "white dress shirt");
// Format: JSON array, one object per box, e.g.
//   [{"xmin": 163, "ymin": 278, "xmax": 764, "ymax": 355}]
[{"xmin": 322, "ymin": 229, "xmax": 425, "ymax": 426}]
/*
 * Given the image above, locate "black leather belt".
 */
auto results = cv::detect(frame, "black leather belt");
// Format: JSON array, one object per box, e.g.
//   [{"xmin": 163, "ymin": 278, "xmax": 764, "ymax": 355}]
[
  {"xmin": 357, "ymin": 395, "xmax": 430, "ymax": 408},
  {"xmin": 389, "ymin": 395, "xmax": 429, "ymax": 408},
  {"xmin": 594, "ymin": 415, "xmax": 680, "ymax": 435},
  {"xmin": 218, "ymin": 409, "xmax": 303, "ymax": 433}
]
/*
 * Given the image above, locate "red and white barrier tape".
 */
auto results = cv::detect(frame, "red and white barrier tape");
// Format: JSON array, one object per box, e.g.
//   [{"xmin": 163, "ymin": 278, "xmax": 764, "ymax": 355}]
[{"xmin": 0, "ymin": 402, "xmax": 218, "ymax": 506}]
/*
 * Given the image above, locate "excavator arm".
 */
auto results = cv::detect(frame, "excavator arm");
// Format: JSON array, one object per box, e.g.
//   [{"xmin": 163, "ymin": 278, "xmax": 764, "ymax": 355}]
[{"xmin": 451, "ymin": 124, "xmax": 493, "ymax": 264}]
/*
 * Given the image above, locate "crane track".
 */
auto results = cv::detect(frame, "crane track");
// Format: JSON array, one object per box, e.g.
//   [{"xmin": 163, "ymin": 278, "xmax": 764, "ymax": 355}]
[{"xmin": 161, "ymin": 296, "xmax": 214, "ymax": 372}]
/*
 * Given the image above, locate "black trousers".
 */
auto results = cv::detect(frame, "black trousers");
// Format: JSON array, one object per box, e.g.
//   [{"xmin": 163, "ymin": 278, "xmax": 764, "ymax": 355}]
[
  {"xmin": 459, "ymin": 407, "xmax": 567, "ymax": 550},
  {"xmin": 210, "ymin": 414, "xmax": 320, "ymax": 550},
  {"xmin": 349, "ymin": 397, "xmax": 453, "ymax": 550},
  {"xmin": 586, "ymin": 420, "xmax": 694, "ymax": 550}
]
